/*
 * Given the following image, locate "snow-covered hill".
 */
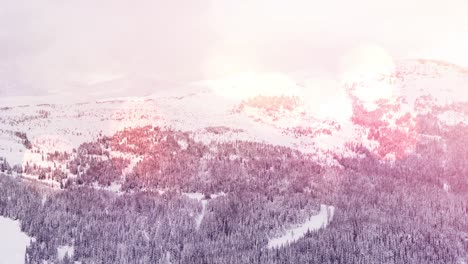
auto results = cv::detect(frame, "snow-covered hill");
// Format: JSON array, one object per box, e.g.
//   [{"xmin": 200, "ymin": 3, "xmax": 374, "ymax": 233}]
[{"xmin": 0, "ymin": 59, "xmax": 466, "ymax": 185}]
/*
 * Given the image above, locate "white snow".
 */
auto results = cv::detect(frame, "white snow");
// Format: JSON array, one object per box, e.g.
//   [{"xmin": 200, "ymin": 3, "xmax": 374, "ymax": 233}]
[
  {"xmin": 196, "ymin": 200, "xmax": 208, "ymax": 229},
  {"xmin": 0, "ymin": 85, "xmax": 375, "ymax": 173},
  {"xmin": 438, "ymin": 111, "xmax": 467, "ymax": 126},
  {"xmin": 0, "ymin": 135, "xmax": 25, "ymax": 166},
  {"xmin": 267, "ymin": 204, "xmax": 335, "ymax": 249},
  {"xmin": 57, "ymin": 245, "xmax": 74, "ymax": 261},
  {"xmin": 210, "ymin": 192, "xmax": 227, "ymax": 199},
  {"xmin": 183, "ymin": 192, "xmax": 226, "ymax": 201},
  {"xmin": 177, "ymin": 139, "xmax": 188, "ymax": 150},
  {"xmin": 0, "ymin": 217, "xmax": 31, "ymax": 264},
  {"xmin": 41, "ymin": 195, "xmax": 47, "ymax": 206},
  {"xmin": 183, "ymin": 192, "xmax": 205, "ymax": 201},
  {"xmin": 443, "ymin": 183, "xmax": 450, "ymax": 193},
  {"xmin": 0, "ymin": 59, "xmax": 467, "ymax": 183},
  {"xmin": 92, "ymin": 182, "xmax": 123, "ymax": 194}
]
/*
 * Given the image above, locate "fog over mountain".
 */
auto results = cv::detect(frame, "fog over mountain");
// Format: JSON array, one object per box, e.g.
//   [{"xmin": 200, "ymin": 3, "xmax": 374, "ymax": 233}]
[{"xmin": 1, "ymin": 0, "xmax": 468, "ymax": 99}]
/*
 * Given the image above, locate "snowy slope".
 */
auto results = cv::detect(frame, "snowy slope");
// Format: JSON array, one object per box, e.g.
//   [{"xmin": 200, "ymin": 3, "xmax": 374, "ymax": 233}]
[
  {"xmin": 57, "ymin": 245, "xmax": 74, "ymax": 261},
  {"xmin": 0, "ymin": 217, "xmax": 31, "ymax": 264},
  {"xmin": 0, "ymin": 59, "xmax": 466, "ymax": 177},
  {"xmin": 267, "ymin": 204, "xmax": 335, "ymax": 249}
]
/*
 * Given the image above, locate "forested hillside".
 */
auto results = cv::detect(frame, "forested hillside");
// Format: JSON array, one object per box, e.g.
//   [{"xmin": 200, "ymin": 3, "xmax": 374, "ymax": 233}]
[{"xmin": 0, "ymin": 124, "xmax": 467, "ymax": 263}]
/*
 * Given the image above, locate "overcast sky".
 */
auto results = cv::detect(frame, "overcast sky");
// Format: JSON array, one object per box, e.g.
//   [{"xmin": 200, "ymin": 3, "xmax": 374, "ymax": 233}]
[{"xmin": 1, "ymin": 0, "xmax": 467, "ymax": 98}]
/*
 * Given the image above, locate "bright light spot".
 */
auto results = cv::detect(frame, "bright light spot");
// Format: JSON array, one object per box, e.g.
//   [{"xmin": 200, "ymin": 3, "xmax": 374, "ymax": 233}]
[
  {"xmin": 341, "ymin": 44, "xmax": 396, "ymax": 103},
  {"xmin": 342, "ymin": 44, "xmax": 395, "ymax": 79},
  {"xmin": 302, "ymin": 79, "xmax": 353, "ymax": 122},
  {"xmin": 202, "ymin": 50, "xmax": 354, "ymax": 122},
  {"xmin": 204, "ymin": 72, "xmax": 353, "ymax": 122}
]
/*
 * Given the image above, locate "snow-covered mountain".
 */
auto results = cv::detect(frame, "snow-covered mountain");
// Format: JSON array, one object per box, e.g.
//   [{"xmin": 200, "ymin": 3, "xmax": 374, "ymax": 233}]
[
  {"xmin": 0, "ymin": 59, "xmax": 467, "ymax": 264},
  {"xmin": 0, "ymin": 59, "xmax": 466, "ymax": 185}
]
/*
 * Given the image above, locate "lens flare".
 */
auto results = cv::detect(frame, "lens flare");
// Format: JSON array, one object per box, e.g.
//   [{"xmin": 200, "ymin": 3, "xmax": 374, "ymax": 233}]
[{"xmin": 341, "ymin": 44, "xmax": 397, "ymax": 105}]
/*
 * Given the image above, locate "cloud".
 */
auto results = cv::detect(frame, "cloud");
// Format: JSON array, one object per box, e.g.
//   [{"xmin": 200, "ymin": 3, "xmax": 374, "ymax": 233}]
[
  {"xmin": 0, "ymin": 0, "xmax": 215, "ymax": 96},
  {"xmin": 1, "ymin": 0, "xmax": 467, "ymax": 98}
]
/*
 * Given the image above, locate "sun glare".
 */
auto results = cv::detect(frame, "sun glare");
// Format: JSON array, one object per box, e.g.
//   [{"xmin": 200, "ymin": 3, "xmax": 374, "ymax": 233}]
[
  {"xmin": 302, "ymin": 79, "xmax": 353, "ymax": 122},
  {"xmin": 203, "ymin": 44, "xmax": 397, "ymax": 122},
  {"xmin": 341, "ymin": 44, "xmax": 397, "ymax": 103}
]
